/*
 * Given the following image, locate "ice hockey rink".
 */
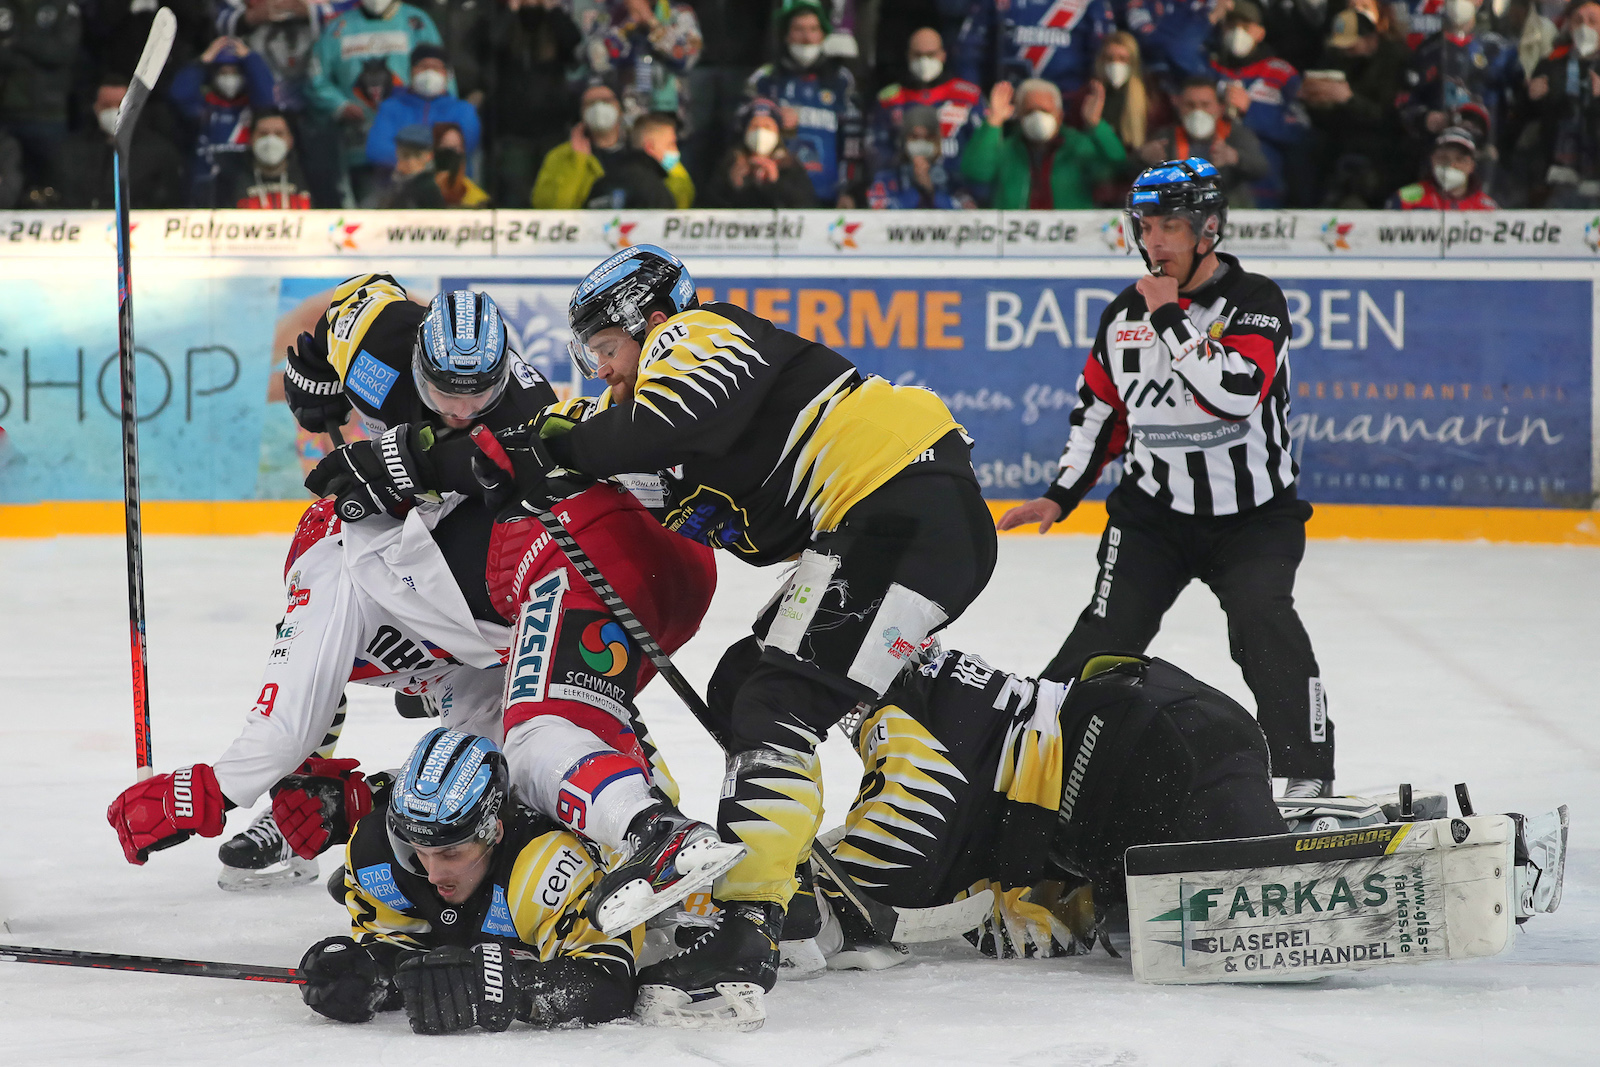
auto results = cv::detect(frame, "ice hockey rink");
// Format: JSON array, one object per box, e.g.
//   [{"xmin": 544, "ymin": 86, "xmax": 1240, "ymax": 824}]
[{"xmin": 1, "ymin": 530, "xmax": 1595, "ymax": 1065}]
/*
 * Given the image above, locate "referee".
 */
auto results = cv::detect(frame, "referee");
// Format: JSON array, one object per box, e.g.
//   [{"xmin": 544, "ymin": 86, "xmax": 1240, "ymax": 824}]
[{"xmin": 998, "ymin": 158, "xmax": 1333, "ymax": 798}]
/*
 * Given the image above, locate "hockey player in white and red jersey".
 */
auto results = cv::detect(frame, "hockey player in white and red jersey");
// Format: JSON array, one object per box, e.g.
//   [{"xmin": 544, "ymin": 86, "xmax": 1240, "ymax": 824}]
[{"xmin": 1000, "ymin": 157, "xmax": 1334, "ymax": 800}]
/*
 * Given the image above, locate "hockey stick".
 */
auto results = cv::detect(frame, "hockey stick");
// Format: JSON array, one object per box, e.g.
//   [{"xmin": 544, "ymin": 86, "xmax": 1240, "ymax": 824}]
[
  {"xmin": 116, "ymin": 8, "xmax": 176, "ymax": 781},
  {"xmin": 468, "ymin": 426, "xmax": 989, "ymax": 943},
  {"xmin": 0, "ymin": 944, "xmax": 303, "ymax": 985}
]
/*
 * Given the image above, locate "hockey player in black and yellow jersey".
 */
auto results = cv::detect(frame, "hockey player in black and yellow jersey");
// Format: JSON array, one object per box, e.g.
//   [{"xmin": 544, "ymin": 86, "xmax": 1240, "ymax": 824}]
[
  {"xmin": 540, "ymin": 245, "xmax": 998, "ymax": 1028},
  {"xmin": 282, "ymin": 275, "xmax": 557, "ymax": 437},
  {"xmin": 298, "ymin": 728, "xmax": 639, "ymax": 1033}
]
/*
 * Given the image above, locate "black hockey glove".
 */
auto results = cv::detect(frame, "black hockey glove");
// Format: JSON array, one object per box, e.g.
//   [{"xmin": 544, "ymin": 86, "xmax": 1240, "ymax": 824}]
[
  {"xmin": 394, "ymin": 942, "xmax": 521, "ymax": 1034},
  {"xmin": 469, "ymin": 423, "xmax": 592, "ymax": 512},
  {"xmin": 305, "ymin": 424, "xmax": 437, "ymax": 522},
  {"xmin": 299, "ymin": 936, "xmax": 389, "ymax": 1024},
  {"xmin": 283, "ymin": 331, "xmax": 351, "ymax": 435}
]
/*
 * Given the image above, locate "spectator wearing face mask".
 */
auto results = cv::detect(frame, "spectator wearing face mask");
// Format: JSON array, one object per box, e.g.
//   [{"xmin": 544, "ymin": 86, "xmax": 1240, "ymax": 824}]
[
  {"xmin": 170, "ymin": 36, "xmax": 279, "ymax": 207},
  {"xmin": 866, "ymin": 103, "xmax": 960, "ymax": 207},
  {"xmin": 1139, "ymin": 77, "xmax": 1271, "ymax": 205},
  {"xmin": 1526, "ymin": 0, "xmax": 1600, "ymax": 206},
  {"xmin": 870, "ymin": 26, "xmax": 985, "ymax": 203},
  {"xmin": 955, "ymin": 0, "xmax": 1117, "ymax": 94},
  {"xmin": 748, "ymin": 0, "xmax": 865, "ymax": 206},
  {"xmin": 216, "ymin": 0, "xmax": 349, "ymax": 209},
  {"xmin": 307, "ymin": 0, "xmax": 442, "ymax": 198},
  {"xmin": 532, "ymin": 80, "xmax": 676, "ymax": 207},
  {"xmin": 961, "ymin": 76, "xmax": 1124, "ymax": 208},
  {"xmin": 1397, "ymin": 0, "xmax": 1522, "ymax": 157},
  {"xmin": 433, "ymin": 120, "xmax": 491, "ymax": 206},
  {"xmin": 1067, "ymin": 31, "xmax": 1175, "ymax": 206},
  {"xmin": 585, "ymin": 0, "xmax": 703, "ymax": 127},
  {"xmin": 631, "ymin": 110, "xmax": 694, "ymax": 206},
  {"xmin": 1301, "ymin": 4, "xmax": 1409, "ymax": 208},
  {"xmin": 365, "ymin": 121, "xmax": 447, "ymax": 206},
  {"xmin": 57, "ymin": 78, "xmax": 185, "ymax": 209},
  {"xmin": 218, "ymin": 109, "xmax": 314, "ymax": 207},
  {"xmin": 1388, "ymin": 124, "xmax": 1498, "ymax": 207},
  {"xmin": 1124, "ymin": 0, "xmax": 1231, "ymax": 84},
  {"xmin": 1209, "ymin": 0, "xmax": 1311, "ymax": 206},
  {"xmin": 366, "ymin": 44, "xmax": 481, "ymax": 173},
  {"xmin": 702, "ymin": 95, "xmax": 819, "ymax": 206}
]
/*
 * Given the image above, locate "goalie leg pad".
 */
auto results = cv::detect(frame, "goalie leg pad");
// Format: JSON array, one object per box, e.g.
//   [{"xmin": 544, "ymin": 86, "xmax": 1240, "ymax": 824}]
[{"xmin": 1126, "ymin": 815, "xmax": 1521, "ymax": 984}]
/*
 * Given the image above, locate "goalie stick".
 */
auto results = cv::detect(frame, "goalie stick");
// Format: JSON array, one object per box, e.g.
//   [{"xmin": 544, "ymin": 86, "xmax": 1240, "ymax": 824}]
[
  {"xmin": 0, "ymin": 944, "xmax": 303, "ymax": 985},
  {"xmin": 468, "ymin": 425, "xmax": 989, "ymax": 943},
  {"xmin": 115, "ymin": 8, "xmax": 177, "ymax": 781}
]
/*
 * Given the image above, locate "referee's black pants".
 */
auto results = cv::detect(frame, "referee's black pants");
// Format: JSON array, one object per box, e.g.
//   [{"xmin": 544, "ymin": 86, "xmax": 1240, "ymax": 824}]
[{"xmin": 1040, "ymin": 484, "xmax": 1333, "ymax": 780}]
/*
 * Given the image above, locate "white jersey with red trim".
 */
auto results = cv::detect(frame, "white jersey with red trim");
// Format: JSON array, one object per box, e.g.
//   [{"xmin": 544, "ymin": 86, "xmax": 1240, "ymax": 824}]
[
  {"xmin": 1042, "ymin": 253, "xmax": 1297, "ymax": 518},
  {"xmin": 210, "ymin": 498, "xmax": 512, "ymax": 807}
]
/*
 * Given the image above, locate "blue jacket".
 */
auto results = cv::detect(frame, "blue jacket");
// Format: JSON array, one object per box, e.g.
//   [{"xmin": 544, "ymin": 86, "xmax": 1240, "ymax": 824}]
[
  {"xmin": 366, "ymin": 87, "xmax": 481, "ymax": 168},
  {"xmin": 954, "ymin": 0, "xmax": 1117, "ymax": 93},
  {"xmin": 866, "ymin": 163, "xmax": 957, "ymax": 209},
  {"xmin": 169, "ymin": 47, "xmax": 278, "ymax": 189},
  {"xmin": 748, "ymin": 57, "xmax": 864, "ymax": 203},
  {"xmin": 1124, "ymin": 0, "xmax": 1220, "ymax": 83}
]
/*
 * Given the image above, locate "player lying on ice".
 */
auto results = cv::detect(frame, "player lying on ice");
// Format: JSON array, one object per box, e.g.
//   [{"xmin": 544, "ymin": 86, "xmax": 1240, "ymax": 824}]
[
  {"xmin": 781, "ymin": 645, "xmax": 1567, "ymax": 976},
  {"xmin": 298, "ymin": 727, "xmax": 644, "ymax": 1032},
  {"xmin": 109, "ymin": 288, "xmax": 744, "ymax": 932}
]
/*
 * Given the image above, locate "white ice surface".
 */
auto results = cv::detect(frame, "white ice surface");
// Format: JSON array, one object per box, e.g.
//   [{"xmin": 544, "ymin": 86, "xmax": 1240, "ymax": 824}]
[{"xmin": 1, "ymin": 533, "xmax": 1596, "ymax": 1064}]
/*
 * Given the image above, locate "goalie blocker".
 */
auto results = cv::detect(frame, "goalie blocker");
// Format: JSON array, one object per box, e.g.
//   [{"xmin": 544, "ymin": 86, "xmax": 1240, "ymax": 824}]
[{"xmin": 1125, "ymin": 803, "xmax": 1568, "ymax": 984}]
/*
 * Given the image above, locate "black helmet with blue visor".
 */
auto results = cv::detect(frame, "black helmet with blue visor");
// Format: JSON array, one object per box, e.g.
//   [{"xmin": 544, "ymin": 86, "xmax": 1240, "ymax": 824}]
[
  {"xmin": 1125, "ymin": 157, "xmax": 1228, "ymax": 287},
  {"xmin": 567, "ymin": 244, "xmax": 699, "ymax": 378}
]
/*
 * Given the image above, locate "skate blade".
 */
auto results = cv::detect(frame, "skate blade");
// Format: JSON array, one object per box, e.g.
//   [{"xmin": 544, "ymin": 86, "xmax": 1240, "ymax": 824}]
[
  {"xmin": 216, "ymin": 856, "xmax": 319, "ymax": 892},
  {"xmin": 634, "ymin": 982, "xmax": 765, "ymax": 1032},
  {"xmin": 826, "ymin": 941, "xmax": 909, "ymax": 971},
  {"xmin": 777, "ymin": 937, "xmax": 827, "ymax": 981},
  {"xmin": 596, "ymin": 840, "xmax": 748, "ymax": 936}
]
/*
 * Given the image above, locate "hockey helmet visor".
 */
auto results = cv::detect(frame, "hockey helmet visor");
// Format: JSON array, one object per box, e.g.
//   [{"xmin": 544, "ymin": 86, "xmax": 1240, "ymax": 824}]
[
  {"xmin": 566, "ymin": 244, "xmax": 698, "ymax": 378},
  {"xmin": 413, "ymin": 290, "xmax": 513, "ymax": 423},
  {"xmin": 386, "ymin": 728, "xmax": 508, "ymax": 874}
]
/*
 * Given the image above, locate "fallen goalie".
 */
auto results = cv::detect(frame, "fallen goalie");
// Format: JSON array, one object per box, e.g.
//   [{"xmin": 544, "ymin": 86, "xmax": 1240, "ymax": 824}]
[{"xmin": 783, "ymin": 647, "xmax": 1568, "ymax": 985}]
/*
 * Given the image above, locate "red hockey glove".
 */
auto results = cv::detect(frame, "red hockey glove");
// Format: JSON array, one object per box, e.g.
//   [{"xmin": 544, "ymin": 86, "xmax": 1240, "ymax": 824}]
[
  {"xmin": 107, "ymin": 764, "xmax": 226, "ymax": 865},
  {"xmin": 271, "ymin": 757, "xmax": 373, "ymax": 860}
]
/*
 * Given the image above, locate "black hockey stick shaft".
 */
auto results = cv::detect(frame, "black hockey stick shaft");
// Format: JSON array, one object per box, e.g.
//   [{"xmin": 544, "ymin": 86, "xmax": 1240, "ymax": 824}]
[
  {"xmin": 0, "ymin": 943, "xmax": 304, "ymax": 985},
  {"xmin": 115, "ymin": 9, "xmax": 176, "ymax": 781}
]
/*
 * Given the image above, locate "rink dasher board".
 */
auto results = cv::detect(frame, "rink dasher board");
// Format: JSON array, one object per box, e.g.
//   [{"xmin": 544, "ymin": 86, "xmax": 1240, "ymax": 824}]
[{"xmin": 1125, "ymin": 815, "xmax": 1516, "ymax": 985}]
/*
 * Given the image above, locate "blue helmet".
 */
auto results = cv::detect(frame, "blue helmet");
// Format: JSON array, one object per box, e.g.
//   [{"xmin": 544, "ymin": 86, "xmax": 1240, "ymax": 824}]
[
  {"xmin": 387, "ymin": 728, "xmax": 508, "ymax": 868},
  {"xmin": 566, "ymin": 244, "xmax": 698, "ymax": 378},
  {"xmin": 413, "ymin": 290, "xmax": 512, "ymax": 423},
  {"xmin": 1125, "ymin": 158, "xmax": 1228, "ymax": 276}
]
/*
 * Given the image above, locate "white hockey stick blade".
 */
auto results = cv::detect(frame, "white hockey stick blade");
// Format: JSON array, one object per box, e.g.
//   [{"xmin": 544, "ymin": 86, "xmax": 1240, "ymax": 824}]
[
  {"xmin": 890, "ymin": 888, "xmax": 994, "ymax": 943},
  {"xmin": 132, "ymin": 9, "xmax": 177, "ymax": 93},
  {"xmin": 1126, "ymin": 815, "xmax": 1518, "ymax": 985},
  {"xmin": 634, "ymin": 982, "xmax": 766, "ymax": 1032}
]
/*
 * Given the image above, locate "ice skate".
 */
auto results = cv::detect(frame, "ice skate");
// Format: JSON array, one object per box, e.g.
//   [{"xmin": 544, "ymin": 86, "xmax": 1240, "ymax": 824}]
[
  {"xmin": 216, "ymin": 809, "xmax": 319, "ymax": 891},
  {"xmin": 588, "ymin": 805, "xmax": 746, "ymax": 936},
  {"xmin": 777, "ymin": 863, "xmax": 827, "ymax": 979},
  {"xmin": 635, "ymin": 900, "xmax": 781, "ymax": 1032}
]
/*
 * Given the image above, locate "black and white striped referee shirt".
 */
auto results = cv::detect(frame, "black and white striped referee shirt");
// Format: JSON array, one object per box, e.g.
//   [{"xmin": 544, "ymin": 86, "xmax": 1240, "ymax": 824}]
[{"xmin": 1043, "ymin": 253, "xmax": 1297, "ymax": 518}]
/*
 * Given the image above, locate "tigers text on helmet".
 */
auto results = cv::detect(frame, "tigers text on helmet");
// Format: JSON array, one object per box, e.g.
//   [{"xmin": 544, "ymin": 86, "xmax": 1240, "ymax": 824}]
[
  {"xmin": 414, "ymin": 290, "xmax": 513, "ymax": 424},
  {"xmin": 566, "ymin": 244, "xmax": 699, "ymax": 379},
  {"xmin": 387, "ymin": 728, "xmax": 508, "ymax": 873},
  {"xmin": 1125, "ymin": 158, "xmax": 1228, "ymax": 287}
]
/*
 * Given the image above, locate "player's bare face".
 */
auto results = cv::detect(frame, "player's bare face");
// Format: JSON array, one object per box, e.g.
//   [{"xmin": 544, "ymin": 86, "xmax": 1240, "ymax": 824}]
[
  {"xmin": 1140, "ymin": 216, "xmax": 1197, "ymax": 278},
  {"xmin": 587, "ymin": 326, "xmax": 643, "ymax": 403},
  {"xmin": 413, "ymin": 837, "xmax": 495, "ymax": 903}
]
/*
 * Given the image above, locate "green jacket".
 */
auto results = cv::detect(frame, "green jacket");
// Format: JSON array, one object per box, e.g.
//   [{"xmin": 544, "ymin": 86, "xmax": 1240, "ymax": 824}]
[{"xmin": 960, "ymin": 120, "xmax": 1125, "ymax": 210}]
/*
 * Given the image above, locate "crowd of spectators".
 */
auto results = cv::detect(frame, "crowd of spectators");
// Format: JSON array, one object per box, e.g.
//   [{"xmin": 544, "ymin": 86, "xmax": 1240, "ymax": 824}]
[{"xmin": 3, "ymin": 0, "xmax": 1597, "ymax": 212}]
